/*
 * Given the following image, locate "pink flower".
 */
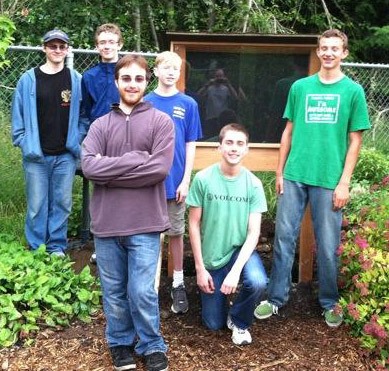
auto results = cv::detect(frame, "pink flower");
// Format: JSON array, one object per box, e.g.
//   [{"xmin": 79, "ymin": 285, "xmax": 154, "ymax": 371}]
[
  {"xmin": 336, "ymin": 244, "xmax": 344, "ymax": 256},
  {"xmin": 347, "ymin": 303, "xmax": 360, "ymax": 320},
  {"xmin": 363, "ymin": 320, "xmax": 387, "ymax": 340},
  {"xmin": 333, "ymin": 304, "xmax": 343, "ymax": 316},
  {"xmin": 381, "ymin": 175, "xmax": 389, "ymax": 186},
  {"xmin": 342, "ymin": 218, "xmax": 349, "ymax": 228},
  {"xmin": 355, "ymin": 235, "xmax": 369, "ymax": 249},
  {"xmin": 370, "ymin": 184, "xmax": 380, "ymax": 192},
  {"xmin": 361, "ymin": 259, "xmax": 373, "ymax": 271},
  {"xmin": 338, "ymin": 278, "xmax": 346, "ymax": 289},
  {"xmin": 360, "ymin": 286, "xmax": 370, "ymax": 296},
  {"xmin": 363, "ymin": 221, "xmax": 377, "ymax": 229}
]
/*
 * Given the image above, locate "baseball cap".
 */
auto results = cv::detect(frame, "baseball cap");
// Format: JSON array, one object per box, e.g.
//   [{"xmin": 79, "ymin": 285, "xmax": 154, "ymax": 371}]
[{"xmin": 43, "ymin": 29, "xmax": 70, "ymax": 44}]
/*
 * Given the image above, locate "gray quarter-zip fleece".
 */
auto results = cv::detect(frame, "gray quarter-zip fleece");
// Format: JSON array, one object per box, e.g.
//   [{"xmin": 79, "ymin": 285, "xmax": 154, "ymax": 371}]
[{"xmin": 81, "ymin": 102, "xmax": 175, "ymax": 237}]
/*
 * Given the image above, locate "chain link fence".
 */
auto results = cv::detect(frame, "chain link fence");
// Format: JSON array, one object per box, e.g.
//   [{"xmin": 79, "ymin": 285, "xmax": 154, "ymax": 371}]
[
  {"xmin": 342, "ymin": 62, "xmax": 389, "ymax": 152},
  {"xmin": 1, "ymin": 47, "xmax": 388, "ymax": 152},
  {"xmin": 0, "ymin": 46, "xmax": 158, "ymax": 120}
]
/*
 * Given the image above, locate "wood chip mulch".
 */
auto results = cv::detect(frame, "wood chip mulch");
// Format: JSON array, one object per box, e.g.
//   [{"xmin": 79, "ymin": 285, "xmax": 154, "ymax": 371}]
[{"xmin": 0, "ymin": 244, "xmax": 374, "ymax": 371}]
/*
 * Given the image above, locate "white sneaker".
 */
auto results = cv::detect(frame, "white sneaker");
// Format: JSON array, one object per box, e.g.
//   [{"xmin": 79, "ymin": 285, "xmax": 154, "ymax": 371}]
[{"xmin": 227, "ymin": 315, "xmax": 252, "ymax": 345}]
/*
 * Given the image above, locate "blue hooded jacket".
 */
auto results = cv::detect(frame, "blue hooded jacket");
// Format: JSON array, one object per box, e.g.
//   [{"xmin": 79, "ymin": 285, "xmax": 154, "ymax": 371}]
[
  {"xmin": 80, "ymin": 62, "xmax": 119, "ymax": 139},
  {"xmin": 11, "ymin": 67, "xmax": 85, "ymax": 162}
]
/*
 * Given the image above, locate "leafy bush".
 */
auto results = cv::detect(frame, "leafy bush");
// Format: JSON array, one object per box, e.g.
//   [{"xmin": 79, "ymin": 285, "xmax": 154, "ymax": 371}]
[
  {"xmin": 254, "ymin": 171, "xmax": 277, "ymax": 220},
  {"xmin": 339, "ymin": 177, "xmax": 389, "ymax": 369},
  {"xmin": 68, "ymin": 176, "xmax": 84, "ymax": 238},
  {"xmin": 352, "ymin": 148, "xmax": 389, "ymax": 184},
  {"xmin": 0, "ymin": 15, "xmax": 15, "ymax": 69},
  {"xmin": 0, "ymin": 234, "xmax": 101, "ymax": 347}
]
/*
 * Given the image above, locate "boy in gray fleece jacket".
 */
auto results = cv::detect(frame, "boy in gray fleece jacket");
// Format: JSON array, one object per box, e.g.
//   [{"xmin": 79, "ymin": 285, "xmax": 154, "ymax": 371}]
[{"xmin": 81, "ymin": 54, "xmax": 174, "ymax": 371}]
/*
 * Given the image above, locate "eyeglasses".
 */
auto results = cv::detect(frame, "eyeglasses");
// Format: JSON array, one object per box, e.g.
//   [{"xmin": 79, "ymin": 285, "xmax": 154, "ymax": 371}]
[
  {"xmin": 97, "ymin": 40, "xmax": 119, "ymax": 46},
  {"xmin": 119, "ymin": 76, "xmax": 146, "ymax": 84},
  {"xmin": 46, "ymin": 44, "xmax": 68, "ymax": 51}
]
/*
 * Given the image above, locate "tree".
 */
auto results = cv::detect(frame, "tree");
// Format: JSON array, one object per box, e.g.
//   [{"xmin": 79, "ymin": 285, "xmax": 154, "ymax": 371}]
[
  {"xmin": 3, "ymin": 0, "xmax": 388, "ymax": 62},
  {"xmin": 0, "ymin": 15, "xmax": 15, "ymax": 68}
]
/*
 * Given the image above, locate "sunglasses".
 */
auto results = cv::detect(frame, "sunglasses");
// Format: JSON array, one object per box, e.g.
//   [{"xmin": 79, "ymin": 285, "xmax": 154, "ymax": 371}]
[
  {"xmin": 46, "ymin": 44, "xmax": 68, "ymax": 51},
  {"xmin": 119, "ymin": 76, "xmax": 146, "ymax": 84}
]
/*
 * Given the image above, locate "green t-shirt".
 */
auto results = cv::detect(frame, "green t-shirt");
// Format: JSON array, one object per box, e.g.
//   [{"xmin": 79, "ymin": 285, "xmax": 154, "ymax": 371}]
[
  {"xmin": 186, "ymin": 164, "xmax": 267, "ymax": 270},
  {"xmin": 283, "ymin": 73, "xmax": 370, "ymax": 189}
]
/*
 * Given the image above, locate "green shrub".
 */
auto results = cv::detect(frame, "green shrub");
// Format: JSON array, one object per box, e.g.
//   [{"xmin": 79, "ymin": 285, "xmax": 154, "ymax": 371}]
[
  {"xmin": 68, "ymin": 176, "xmax": 84, "ymax": 238},
  {"xmin": 339, "ymin": 177, "xmax": 389, "ymax": 369},
  {"xmin": 353, "ymin": 148, "xmax": 389, "ymax": 185},
  {"xmin": 254, "ymin": 171, "xmax": 277, "ymax": 220},
  {"xmin": 0, "ymin": 15, "xmax": 15, "ymax": 69},
  {"xmin": 0, "ymin": 234, "xmax": 101, "ymax": 347}
]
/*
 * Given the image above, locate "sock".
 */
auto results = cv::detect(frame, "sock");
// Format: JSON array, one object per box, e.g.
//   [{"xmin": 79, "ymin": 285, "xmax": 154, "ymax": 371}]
[{"xmin": 172, "ymin": 270, "xmax": 184, "ymax": 288}]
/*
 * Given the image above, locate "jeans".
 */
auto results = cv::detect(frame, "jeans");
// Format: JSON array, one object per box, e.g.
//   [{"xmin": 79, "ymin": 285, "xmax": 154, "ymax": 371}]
[
  {"xmin": 23, "ymin": 153, "xmax": 76, "ymax": 253},
  {"xmin": 95, "ymin": 233, "xmax": 167, "ymax": 356},
  {"xmin": 201, "ymin": 250, "xmax": 267, "ymax": 330},
  {"xmin": 268, "ymin": 179, "xmax": 342, "ymax": 310}
]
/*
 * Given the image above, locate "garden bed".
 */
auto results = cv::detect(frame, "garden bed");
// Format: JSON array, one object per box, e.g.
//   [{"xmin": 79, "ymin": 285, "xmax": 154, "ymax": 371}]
[{"xmin": 0, "ymin": 225, "xmax": 373, "ymax": 371}]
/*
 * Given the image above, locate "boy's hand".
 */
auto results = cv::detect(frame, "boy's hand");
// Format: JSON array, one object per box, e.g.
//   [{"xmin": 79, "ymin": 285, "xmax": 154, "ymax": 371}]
[
  {"xmin": 196, "ymin": 268, "xmax": 215, "ymax": 294},
  {"xmin": 333, "ymin": 182, "xmax": 350, "ymax": 210},
  {"xmin": 176, "ymin": 181, "xmax": 189, "ymax": 203},
  {"xmin": 220, "ymin": 271, "xmax": 239, "ymax": 295}
]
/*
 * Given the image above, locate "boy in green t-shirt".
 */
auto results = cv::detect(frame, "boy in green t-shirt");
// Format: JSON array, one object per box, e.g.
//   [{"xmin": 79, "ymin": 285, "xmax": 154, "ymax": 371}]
[
  {"xmin": 254, "ymin": 29, "xmax": 370, "ymax": 328},
  {"xmin": 186, "ymin": 123, "xmax": 267, "ymax": 346}
]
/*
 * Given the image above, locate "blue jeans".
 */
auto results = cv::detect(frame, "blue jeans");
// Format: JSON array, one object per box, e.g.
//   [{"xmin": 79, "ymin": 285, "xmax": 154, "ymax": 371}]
[
  {"xmin": 268, "ymin": 179, "xmax": 342, "ymax": 310},
  {"xmin": 95, "ymin": 233, "xmax": 167, "ymax": 356},
  {"xmin": 23, "ymin": 153, "xmax": 76, "ymax": 253},
  {"xmin": 201, "ymin": 250, "xmax": 267, "ymax": 330}
]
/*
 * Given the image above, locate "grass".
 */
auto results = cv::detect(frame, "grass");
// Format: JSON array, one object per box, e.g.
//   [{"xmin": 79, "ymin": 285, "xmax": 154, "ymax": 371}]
[{"xmin": 0, "ymin": 117, "xmax": 25, "ymax": 244}]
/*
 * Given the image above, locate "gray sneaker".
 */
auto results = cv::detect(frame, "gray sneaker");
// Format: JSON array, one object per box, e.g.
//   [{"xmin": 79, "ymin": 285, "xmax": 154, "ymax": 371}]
[
  {"xmin": 145, "ymin": 351, "xmax": 168, "ymax": 371},
  {"xmin": 90, "ymin": 252, "xmax": 97, "ymax": 264},
  {"xmin": 171, "ymin": 284, "xmax": 188, "ymax": 314},
  {"xmin": 110, "ymin": 345, "xmax": 136, "ymax": 370}
]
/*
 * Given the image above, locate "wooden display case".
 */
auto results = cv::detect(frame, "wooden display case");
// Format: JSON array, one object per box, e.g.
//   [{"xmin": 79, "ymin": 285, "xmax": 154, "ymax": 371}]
[{"xmin": 163, "ymin": 32, "xmax": 320, "ymax": 282}]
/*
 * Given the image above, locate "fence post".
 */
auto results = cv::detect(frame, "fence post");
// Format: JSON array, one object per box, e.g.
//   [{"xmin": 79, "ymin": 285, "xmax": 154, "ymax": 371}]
[{"xmin": 66, "ymin": 47, "xmax": 74, "ymax": 69}]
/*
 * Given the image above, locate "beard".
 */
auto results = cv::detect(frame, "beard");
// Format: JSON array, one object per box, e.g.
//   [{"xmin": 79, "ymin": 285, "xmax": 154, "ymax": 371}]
[{"xmin": 120, "ymin": 90, "xmax": 144, "ymax": 108}]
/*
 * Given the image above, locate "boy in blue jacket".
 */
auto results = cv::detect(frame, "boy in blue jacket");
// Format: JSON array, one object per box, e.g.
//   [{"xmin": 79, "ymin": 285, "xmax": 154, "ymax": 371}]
[{"xmin": 11, "ymin": 29, "xmax": 83, "ymax": 256}]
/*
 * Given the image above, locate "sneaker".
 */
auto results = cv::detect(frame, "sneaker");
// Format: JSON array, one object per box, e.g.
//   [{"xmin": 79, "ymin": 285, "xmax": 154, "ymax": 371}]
[
  {"xmin": 90, "ymin": 252, "xmax": 97, "ymax": 264},
  {"xmin": 254, "ymin": 300, "xmax": 279, "ymax": 320},
  {"xmin": 50, "ymin": 251, "xmax": 66, "ymax": 258},
  {"xmin": 110, "ymin": 345, "xmax": 136, "ymax": 370},
  {"xmin": 227, "ymin": 315, "xmax": 252, "ymax": 345},
  {"xmin": 171, "ymin": 284, "xmax": 188, "ymax": 314},
  {"xmin": 145, "ymin": 351, "xmax": 168, "ymax": 371},
  {"xmin": 324, "ymin": 308, "xmax": 343, "ymax": 328}
]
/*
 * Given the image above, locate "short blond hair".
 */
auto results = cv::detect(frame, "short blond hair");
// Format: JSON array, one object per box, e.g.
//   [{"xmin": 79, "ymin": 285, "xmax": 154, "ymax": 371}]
[
  {"xmin": 95, "ymin": 23, "xmax": 123, "ymax": 45},
  {"xmin": 155, "ymin": 51, "xmax": 182, "ymax": 68}
]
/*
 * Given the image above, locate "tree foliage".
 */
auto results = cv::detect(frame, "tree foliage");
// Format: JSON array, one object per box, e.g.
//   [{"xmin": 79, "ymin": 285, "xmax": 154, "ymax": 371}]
[
  {"xmin": 1, "ymin": 0, "xmax": 388, "ymax": 62},
  {"xmin": 0, "ymin": 15, "xmax": 15, "ymax": 68}
]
